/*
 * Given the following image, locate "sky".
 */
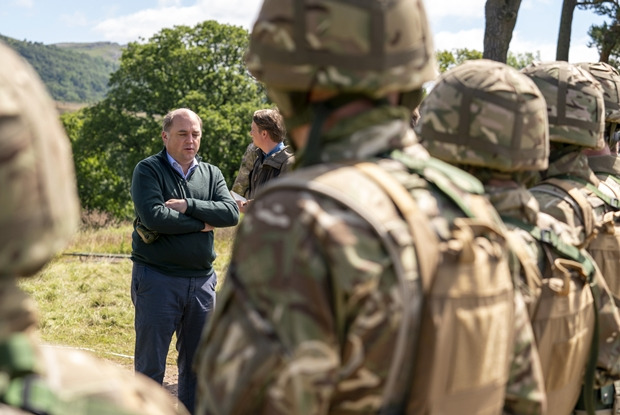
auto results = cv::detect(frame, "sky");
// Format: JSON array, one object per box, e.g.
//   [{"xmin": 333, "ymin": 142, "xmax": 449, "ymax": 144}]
[{"xmin": 0, "ymin": 0, "xmax": 608, "ymax": 63}]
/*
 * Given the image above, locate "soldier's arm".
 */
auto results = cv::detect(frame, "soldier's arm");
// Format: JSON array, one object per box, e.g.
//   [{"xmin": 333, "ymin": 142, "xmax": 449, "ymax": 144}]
[{"xmin": 231, "ymin": 143, "xmax": 259, "ymax": 197}]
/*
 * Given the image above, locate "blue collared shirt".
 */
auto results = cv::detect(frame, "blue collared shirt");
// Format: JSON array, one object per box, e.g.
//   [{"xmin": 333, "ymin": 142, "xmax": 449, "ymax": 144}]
[
  {"xmin": 263, "ymin": 142, "xmax": 285, "ymax": 160},
  {"xmin": 166, "ymin": 152, "xmax": 199, "ymax": 179}
]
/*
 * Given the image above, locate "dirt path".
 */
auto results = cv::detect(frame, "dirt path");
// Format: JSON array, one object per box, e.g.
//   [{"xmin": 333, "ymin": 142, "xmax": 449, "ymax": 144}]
[{"xmin": 163, "ymin": 364, "xmax": 179, "ymax": 396}]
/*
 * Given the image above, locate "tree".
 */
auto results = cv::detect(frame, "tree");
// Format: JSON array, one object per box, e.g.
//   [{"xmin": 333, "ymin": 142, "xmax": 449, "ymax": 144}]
[
  {"xmin": 585, "ymin": 1, "xmax": 620, "ymax": 63},
  {"xmin": 436, "ymin": 48, "xmax": 483, "ymax": 73},
  {"xmin": 557, "ymin": 0, "xmax": 620, "ymax": 62},
  {"xmin": 557, "ymin": 0, "xmax": 579, "ymax": 61},
  {"xmin": 436, "ymin": 48, "xmax": 536, "ymax": 73},
  {"xmin": 483, "ymin": 0, "xmax": 523, "ymax": 62},
  {"xmin": 70, "ymin": 21, "xmax": 268, "ymax": 218},
  {"xmin": 589, "ymin": 21, "xmax": 620, "ymax": 63}
]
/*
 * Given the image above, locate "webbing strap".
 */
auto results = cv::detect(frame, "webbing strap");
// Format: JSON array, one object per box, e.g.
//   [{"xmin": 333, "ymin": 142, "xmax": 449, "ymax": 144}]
[
  {"xmin": 501, "ymin": 216, "xmax": 596, "ymax": 278},
  {"xmin": 355, "ymin": 162, "xmax": 438, "ymax": 294},
  {"xmin": 557, "ymin": 174, "xmax": 620, "ymax": 209},
  {"xmin": 539, "ymin": 178, "xmax": 596, "ymax": 244},
  {"xmin": 584, "ymin": 281, "xmax": 602, "ymax": 415},
  {"xmin": 390, "ymin": 150, "xmax": 484, "ymax": 217}
]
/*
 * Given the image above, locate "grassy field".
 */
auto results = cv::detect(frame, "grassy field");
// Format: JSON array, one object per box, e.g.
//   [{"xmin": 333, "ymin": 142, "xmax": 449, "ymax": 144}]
[{"xmin": 18, "ymin": 222, "xmax": 237, "ymax": 368}]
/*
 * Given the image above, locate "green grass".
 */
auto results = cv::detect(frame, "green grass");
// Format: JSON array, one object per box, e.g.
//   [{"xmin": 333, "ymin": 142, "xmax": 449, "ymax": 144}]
[{"xmin": 18, "ymin": 222, "xmax": 237, "ymax": 368}]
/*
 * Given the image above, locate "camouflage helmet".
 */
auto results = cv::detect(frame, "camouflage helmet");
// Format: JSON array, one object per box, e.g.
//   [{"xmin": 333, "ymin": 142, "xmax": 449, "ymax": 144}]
[
  {"xmin": 575, "ymin": 61, "xmax": 620, "ymax": 124},
  {"xmin": 0, "ymin": 41, "xmax": 80, "ymax": 278},
  {"xmin": 245, "ymin": 0, "xmax": 437, "ymax": 117},
  {"xmin": 521, "ymin": 61, "xmax": 605, "ymax": 150},
  {"xmin": 416, "ymin": 59, "xmax": 549, "ymax": 172}
]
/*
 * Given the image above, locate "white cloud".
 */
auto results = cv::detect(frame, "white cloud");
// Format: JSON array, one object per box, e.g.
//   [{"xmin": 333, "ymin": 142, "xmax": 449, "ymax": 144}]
[
  {"xmin": 13, "ymin": 0, "xmax": 33, "ymax": 8},
  {"xmin": 433, "ymin": 28, "xmax": 484, "ymax": 52},
  {"xmin": 92, "ymin": 0, "xmax": 261, "ymax": 44},
  {"xmin": 158, "ymin": 0, "xmax": 182, "ymax": 6},
  {"xmin": 510, "ymin": 30, "xmax": 599, "ymax": 63},
  {"xmin": 425, "ymin": 0, "xmax": 485, "ymax": 20}
]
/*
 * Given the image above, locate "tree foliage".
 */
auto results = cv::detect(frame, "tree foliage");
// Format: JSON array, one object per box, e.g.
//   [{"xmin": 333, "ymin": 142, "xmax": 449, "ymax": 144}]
[
  {"xmin": 583, "ymin": 0, "xmax": 620, "ymax": 63},
  {"xmin": 1, "ymin": 35, "xmax": 118, "ymax": 102},
  {"xmin": 68, "ymin": 21, "xmax": 267, "ymax": 218},
  {"xmin": 436, "ymin": 48, "xmax": 538, "ymax": 73},
  {"xmin": 557, "ymin": 0, "xmax": 620, "ymax": 62}
]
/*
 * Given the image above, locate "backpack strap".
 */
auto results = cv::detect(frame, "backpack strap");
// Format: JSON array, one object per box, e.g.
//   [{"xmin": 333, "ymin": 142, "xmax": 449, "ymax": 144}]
[
  {"xmin": 537, "ymin": 177, "xmax": 597, "ymax": 247},
  {"xmin": 355, "ymin": 162, "xmax": 438, "ymax": 294},
  {"xmin": 501, "ymin": 217, "xmax": 596, "ymax": 279},
  {"xmin": 556, "ymin": 174, "xmax": 620, "ymax": 210}
]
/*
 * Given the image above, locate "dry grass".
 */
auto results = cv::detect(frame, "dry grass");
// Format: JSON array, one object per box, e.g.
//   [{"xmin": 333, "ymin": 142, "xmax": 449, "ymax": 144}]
[{"xmin": 18, "ymin": 221, "xmax": 237, "ymax": 367}]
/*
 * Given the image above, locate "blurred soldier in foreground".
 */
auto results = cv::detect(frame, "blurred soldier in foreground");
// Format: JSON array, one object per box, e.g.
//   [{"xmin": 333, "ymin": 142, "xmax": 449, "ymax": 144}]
[
  {"xmin": 195, "ymin": 1, "xmax": 543, "ymax": 414},
  {"xmin": 418, "ymin": 59, "xmax": 620, "ymax": 415},
  {"xmin": 0, "ymin": 40, "xmax": 187, "ymax": 415},
  {"xmin": 522, "ymin": 61, "xmax": 620, "ymax": 414}
]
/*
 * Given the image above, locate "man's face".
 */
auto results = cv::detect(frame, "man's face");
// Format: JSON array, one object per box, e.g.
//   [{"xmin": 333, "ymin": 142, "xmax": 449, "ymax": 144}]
[
  {"xmin": 162, "ymin": 110, "xmax": 202, "ymax": 166},
  {"xmin": 250, "ymin": 121, "xmax": 265, "ymax": 147}
]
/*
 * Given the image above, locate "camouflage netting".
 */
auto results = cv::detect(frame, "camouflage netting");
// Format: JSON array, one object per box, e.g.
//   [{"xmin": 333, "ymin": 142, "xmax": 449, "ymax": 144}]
[
  {"xmin": 0, "ymin": 41, "xmax": 80, "ymax": 278},
  {"xmin": 521, "ymin": 61, "xmax": 605, "ymax": 150},
  {"xmin": 417, "ymin": 59, "xmax": 549, "ymax": 172}
]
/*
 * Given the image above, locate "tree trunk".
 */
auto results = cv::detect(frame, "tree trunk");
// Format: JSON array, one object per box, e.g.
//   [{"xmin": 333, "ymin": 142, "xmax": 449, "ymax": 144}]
[
  {"xmin": 483, "ymin": 0, "xmax": 523, "ymax": 62},
  {"xmin": 556, "ymin": 0, "xmax": 578, "ymax": 61}
]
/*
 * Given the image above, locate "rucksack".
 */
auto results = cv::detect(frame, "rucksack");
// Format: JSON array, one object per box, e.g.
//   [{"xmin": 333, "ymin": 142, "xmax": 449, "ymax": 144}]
[
  {"xmin": 261, "ymin": 151, "xmax": 518, "ymax": 414},
  {"xmin": 534, "ymin": 176, "xmax": 620, "ymax": 299},
  {"xmin": 501, "ymin": 215, "xmax": 604, "ymax": 415},
  {"xmin": 530, "ymin": 176, "xmax": 620, "ymax": 413}
]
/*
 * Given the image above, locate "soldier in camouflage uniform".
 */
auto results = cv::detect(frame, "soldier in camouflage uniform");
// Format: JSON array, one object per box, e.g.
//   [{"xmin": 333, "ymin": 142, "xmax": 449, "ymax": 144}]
[
  {"xmin": 577, "ymin": 62, "xmax": 620, "ymax": 199},
  {"xmin": 417, "ymin": 58, "xmax": 620, "ymax": 415},
  {"xmin": 194, "ymin": 1, "xmax": 545, "ymax": 414},
  {"xmin": 0, "ymin": 40, "xmax": 188, "ymax": 415},
  {"xmin": 230, "ymin": 142, "xmax": 258, "ymax": 197},
  {"xmin": 521, "ymin": 61, "xmax": 620, "ymax": 414},
  {"xmin": 522, "ymin": 61, "xmax": 615, "ymax": 247}
]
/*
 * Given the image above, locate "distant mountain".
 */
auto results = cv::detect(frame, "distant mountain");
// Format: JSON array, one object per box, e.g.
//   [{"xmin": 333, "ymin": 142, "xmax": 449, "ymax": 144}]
[{"xmin": 0, "ymin": 35, "xmax": 122, "ymax": 104}]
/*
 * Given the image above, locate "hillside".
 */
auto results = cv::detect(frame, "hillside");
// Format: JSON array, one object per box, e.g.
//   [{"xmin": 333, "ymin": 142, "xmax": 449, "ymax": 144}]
[{"xmin": 0, "ymin": 35, "xmax": 121, "ymax": 104}]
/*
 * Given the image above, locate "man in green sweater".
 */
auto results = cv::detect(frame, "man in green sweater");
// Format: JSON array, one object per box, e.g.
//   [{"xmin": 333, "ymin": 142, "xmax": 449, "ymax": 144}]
[{"xmin": 130, "ymin": 108, "xmax": 239, "ymax": 414}]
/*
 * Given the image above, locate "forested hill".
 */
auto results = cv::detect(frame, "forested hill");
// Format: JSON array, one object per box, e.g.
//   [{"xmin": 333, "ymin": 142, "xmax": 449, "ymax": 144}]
[{"xmin": 0, "ymin": 34, "xmax": 122, "ymax": 103}]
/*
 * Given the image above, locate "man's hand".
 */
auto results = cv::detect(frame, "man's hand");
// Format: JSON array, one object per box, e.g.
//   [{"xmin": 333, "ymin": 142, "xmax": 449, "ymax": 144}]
[
  {"xmin": 236, "ymin": 199, "xmax": 248, "ymax": 214},
  {"xmin": 202, "ymin": 223, "xmax": 214, "ymax": 232},
  {"xmin": 165, "ymin": 198, "xmax": 188, "ymax": 214}
]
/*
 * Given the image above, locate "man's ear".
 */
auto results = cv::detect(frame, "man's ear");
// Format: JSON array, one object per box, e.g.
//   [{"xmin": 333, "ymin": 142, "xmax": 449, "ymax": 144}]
[{"xmin": 162, "ymin": 131, "xmax": 168, "ymax": 142}]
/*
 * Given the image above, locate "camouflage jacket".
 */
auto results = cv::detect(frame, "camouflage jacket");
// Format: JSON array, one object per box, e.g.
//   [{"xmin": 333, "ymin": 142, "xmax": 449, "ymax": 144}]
[
  {"xmin": 247, "ymin": 144, "xmax": 295, "ymax": 199},
  {"xmin": 231, "ymin": 142, "xmax": 259, "ymax": 197},
  {"xmin": 587, "ymin": 154, "xmax": 620, "ymax": 199},
  {"xmin": 530, "ymin": 151, "xmax": 609, "ymax": 246},
  {"xmin": 194, "ymin": 107, "xmax": 544, "ymax": 415}
]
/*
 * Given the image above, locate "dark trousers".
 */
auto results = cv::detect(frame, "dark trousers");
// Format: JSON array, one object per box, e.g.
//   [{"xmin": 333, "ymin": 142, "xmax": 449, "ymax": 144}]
[{"xmin": 131, "ymin": 262, "xmax": 216, "ymax": 414}]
